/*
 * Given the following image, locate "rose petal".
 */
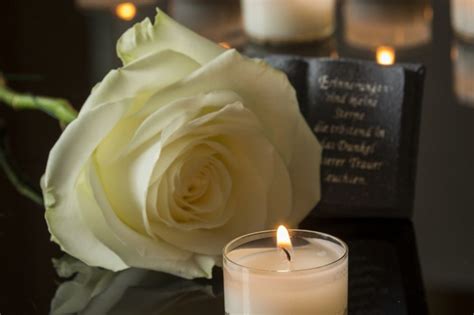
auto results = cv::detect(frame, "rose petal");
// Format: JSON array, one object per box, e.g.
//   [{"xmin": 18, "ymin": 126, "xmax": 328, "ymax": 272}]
[
  {"xmin": 81, "ymin": 161, "xmax": 216, "ymax": 279},
  {"xmin": 93, "ymin": 92, "xmax": 243, "ymax": 236},
  {"xmin": 125, "ymin": 90, "xmax": 242, "ymax": 154},
  {"xmin": 141, "ymin": 50, "xmax": 300, "ymax": 164},
  {"xmin": 117, "ymin": 9, "xmax": 224, "ymax": 66},
  {"xmin": 43, "ymin": 99, "xmax": 131, "ymax": 271},
  {"xmin": 157, "ymin": 143, "xmax": 233, "ymax": 229},
  {"xmin": 141, "ymin": 49, "xmax": 320, "ymax": 222},
  {"xmin": 150, "ymin": 104, "xmax": 292, "ymax": 255},
  {"xmin": 82, "ymin": 49, "xmax": 200, "ymax": 114}
]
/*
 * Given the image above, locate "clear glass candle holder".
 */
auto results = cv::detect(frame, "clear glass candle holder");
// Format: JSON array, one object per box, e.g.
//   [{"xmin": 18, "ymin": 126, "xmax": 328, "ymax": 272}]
[
  {"xmin": 241, "ymin": 0, "xmax": 336, "ymax": 44},
  {"xmin": 343, "ymin": 0, "xmax": 432, "ymax": 50},
  {"xmin": 223, "ymin": 229, "xmax": 348, "ymax": 315}
]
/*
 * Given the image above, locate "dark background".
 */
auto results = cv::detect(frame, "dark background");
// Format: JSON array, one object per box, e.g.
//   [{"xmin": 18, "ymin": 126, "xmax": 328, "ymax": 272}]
[{"xmin": 0, "ymin": 0, "xmax": 473, "ymax": 314}]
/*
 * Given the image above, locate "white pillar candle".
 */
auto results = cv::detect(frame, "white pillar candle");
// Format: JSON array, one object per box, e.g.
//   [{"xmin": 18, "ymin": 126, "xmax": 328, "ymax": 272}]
[
  {"xmin": 451, "ymin": 0, "xmax": 474, "ymax": 41},
  {"xmin": 241, "ymin": 0, "xmax": 336, "ymax": 44},
  {"xmin": 223, "ymin": 228, "xmax": 348, "ymax": 315}
]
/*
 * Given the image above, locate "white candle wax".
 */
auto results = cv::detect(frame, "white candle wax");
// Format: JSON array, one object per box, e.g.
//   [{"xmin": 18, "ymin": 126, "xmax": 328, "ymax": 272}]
[
  {"xmin": 452, "ymin": 0, "xmax": 474, "ymax": 41},
  {"xmin": 224, "ymin": 231, "xmax": 348, "ymax": 315},
  {"xmin": 241, "ymin": 0, "xmax": 336, "ymax": 44}
]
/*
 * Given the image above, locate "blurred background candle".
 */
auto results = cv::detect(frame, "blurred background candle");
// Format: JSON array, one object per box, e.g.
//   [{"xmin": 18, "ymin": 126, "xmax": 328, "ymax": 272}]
[
  {"xmin": 241, "ymin": 0, "xmax": 336, "ymax": 44},
  {"xmin": 451, "ymin": 0, "xmax": 474, "ymax": 42},
  {"xmin": 343, "ymin": 0, "xmax": 432, "ymax": 50},
  {"xmin": 224, "ymin": 228, "xmax": 348, "ymax": 315},
  {"xmin": 452, "ymin": 40, "xmax": 474, "ymax": 107},
  {"xmin": 169, "ymin": 0, "xmax": 242, "ymax": 44}
]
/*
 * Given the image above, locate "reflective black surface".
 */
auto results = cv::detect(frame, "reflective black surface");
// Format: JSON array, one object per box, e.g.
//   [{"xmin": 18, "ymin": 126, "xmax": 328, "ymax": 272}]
[
  {"xmin": 45, "ymin": 219, "xmax": 425, "ymax": 315},
  {"xmin": 0, "ymin": 0, "xmax": 473, "ymax": 314}
]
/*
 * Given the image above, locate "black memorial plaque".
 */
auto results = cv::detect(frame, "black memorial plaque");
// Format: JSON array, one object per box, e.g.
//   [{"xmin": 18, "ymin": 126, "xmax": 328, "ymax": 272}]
[{"xmin": 265, "ymin": 57, "xmax": 425, "ymax": 218}]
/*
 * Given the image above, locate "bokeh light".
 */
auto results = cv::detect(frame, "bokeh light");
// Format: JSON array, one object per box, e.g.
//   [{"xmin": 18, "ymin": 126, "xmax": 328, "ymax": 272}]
[
  {"xmin": 376, "ymin": 46, "xmax": 396, "ymax": 65},
  {"xmin": 115, "ymin": 2, "xmax": 137, "ymax": 21}
]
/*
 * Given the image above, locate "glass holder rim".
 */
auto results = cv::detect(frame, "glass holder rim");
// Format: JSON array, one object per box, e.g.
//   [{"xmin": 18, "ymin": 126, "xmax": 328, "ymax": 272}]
[{"xmin": 223, "ymin": 229, "xmax": 349, "ymax": 274}]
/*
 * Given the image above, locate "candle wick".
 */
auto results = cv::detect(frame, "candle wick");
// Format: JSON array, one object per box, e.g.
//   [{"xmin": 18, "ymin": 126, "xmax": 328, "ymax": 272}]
[{"xmin": 282, "ymin": 248, "xmax": 292, "ymax": 262}]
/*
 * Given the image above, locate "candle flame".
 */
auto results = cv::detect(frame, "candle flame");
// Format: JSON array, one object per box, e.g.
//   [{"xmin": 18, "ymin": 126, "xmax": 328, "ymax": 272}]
[
  {"xmin": 115, "ymin": 2, "xmax": 137, "ymax": 21},
  {"xmin": 376, "ymin": 46, "xmax": 396, "ymax": 66},
  {"xmin": 277, "ymin": 225, "xmax": 293, "ymax": 251}
]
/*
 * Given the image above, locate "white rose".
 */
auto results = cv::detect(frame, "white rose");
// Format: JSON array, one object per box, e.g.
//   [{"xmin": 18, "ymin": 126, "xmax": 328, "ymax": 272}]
[{"xmin": 42, "ymin": 10, "xmax": 322, "ymax": 279}]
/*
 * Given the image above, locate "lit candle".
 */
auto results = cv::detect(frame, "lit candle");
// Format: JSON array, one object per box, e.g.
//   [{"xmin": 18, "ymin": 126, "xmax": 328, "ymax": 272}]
[
  {"xmin": 223, "ymin": 226, "xmax": 348, "ymax": 315},
  {"xmin": 451, "ymin": 0, "xmax": 474, "ymax": 41},
  {"xmin": 241, "ymin": 0, "xmax": 336, "ymax": 44}
]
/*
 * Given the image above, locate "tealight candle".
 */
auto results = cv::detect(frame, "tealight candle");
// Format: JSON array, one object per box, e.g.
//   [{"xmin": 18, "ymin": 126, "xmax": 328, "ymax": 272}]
[
  {"xmin": 451, "ymin": 0, "xmax": 474, "ymax": 42},
  {"xmin": 223, "ymin": 226, "xmax": 348, "ymax": 315},
  {"xmin": 241, "ymin": 0, "xmax": 336, "ymax": 44}
]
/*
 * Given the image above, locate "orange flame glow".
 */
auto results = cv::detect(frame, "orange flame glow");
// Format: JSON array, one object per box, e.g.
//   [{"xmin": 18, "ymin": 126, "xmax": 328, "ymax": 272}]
[
  {"xmin": 115, "ymin": 2, "xmax": 137, "ymax": 21},
  {"xmin": 219, "ymin": 42, "xmax": 232, "ymax": 49},
  {"xmin": 376, "ymin": 46, "xmax": 396, "ymax": 66},
  {"xmin": 277, "ymin": 225, "xmax": 293, "ymax": 251}
]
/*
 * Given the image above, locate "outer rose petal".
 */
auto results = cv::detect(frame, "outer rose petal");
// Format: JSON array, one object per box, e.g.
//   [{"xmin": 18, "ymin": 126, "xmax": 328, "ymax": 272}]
[
  {"xmin": 117, "ymin": 9, "xmax": 224, "ymax": 66},
  {"xmin": 81, "ymin": 50, "xmax": 201, "ymax": 114},
  {"xmin": 43, "ymin": 100, "xmax": 130, "ymax": 271}
]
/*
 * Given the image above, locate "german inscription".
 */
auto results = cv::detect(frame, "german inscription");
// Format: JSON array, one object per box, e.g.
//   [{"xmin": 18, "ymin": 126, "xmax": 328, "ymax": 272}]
[
  {"xmin": 316, "ymin": 74, "xmax": 392, "ymax": 186},
  {"xmin": 306, "ymin": 60, "xmax": 405, "ymax": 210},
  {"xmin": 265, "ymin": 56, "xmax": 424, "ymax": 217}
]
